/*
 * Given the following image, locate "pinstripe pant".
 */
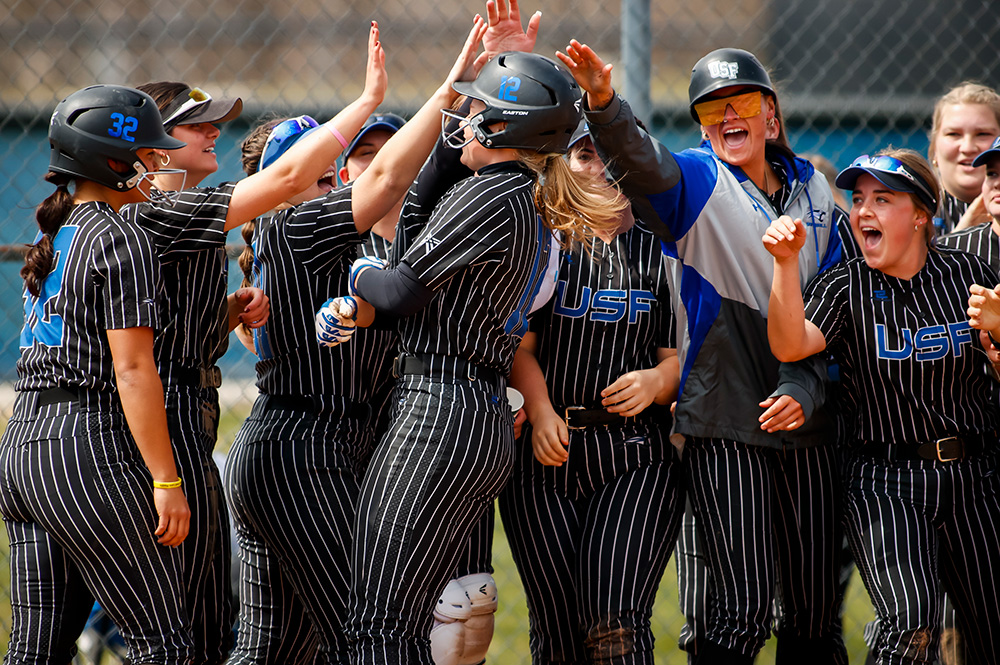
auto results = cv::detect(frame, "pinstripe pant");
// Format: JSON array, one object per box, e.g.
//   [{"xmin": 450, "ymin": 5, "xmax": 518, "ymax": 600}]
[
  {"xmin": 0, "ymin": 394, "xmax": 192, "ymax": 665},
  {"xmin": 348, "ymin": 375, "xmax": 514, "ymax": 665},
  {"xmin": 685, "ymin": 438, "xmax": 847, "ymax": 663},
  {"xmin": 225, "ymin": 397, "xmax": 376, "ymax": 665},
  {"xmin": 675, "ymin": 496, "xmax": 709, "ymax": 663},
  {"xmin": 165, "ymin": 385, "xmax": 236, "ymax": 664},
  {"xmin": 497, "ymin": 421, "xmax": 683, "ymax": 665},
  {"xmin": 843, "ymin": 451, "xmax": 1000, "ymax": 665}
]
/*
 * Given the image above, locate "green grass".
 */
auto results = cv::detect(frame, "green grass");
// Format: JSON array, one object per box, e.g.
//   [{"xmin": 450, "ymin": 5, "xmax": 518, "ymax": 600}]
[{"xmin": 486, "ymin": 507, "xmax": 875, "ymax": 663}]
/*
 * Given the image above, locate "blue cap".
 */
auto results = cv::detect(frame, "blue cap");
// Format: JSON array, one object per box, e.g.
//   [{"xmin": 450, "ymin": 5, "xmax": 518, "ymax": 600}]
[
  {"xmin": 973, "ymin": 136, "xmax": 1000, "ymax": 167},
  {"xmin": 343, "ymin": 113, "xmax": 406, "ymax": 160}
]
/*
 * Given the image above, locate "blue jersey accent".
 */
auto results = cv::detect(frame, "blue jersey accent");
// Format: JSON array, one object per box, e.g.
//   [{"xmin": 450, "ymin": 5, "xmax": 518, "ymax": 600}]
[
  {"xmin": 646, "ymin": 149, "xmax": 719, "ymax": 240},
  {"xmin": 503, "ymin": 214, "xmax": 548, "ymax": 338},
  {"xmin": 677, "ymin": 263, "xmax": 721, "ymax": 395},
  {"xmin": 249, "ymin": 239, "xmax": 274, "ymax": 360},
  {"xmin": 20, "ymin": 225, "xmax": 79, "ymax": 349}
]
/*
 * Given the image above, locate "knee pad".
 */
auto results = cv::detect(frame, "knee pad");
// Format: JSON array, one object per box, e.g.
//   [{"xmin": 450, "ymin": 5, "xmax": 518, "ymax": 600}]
[
  {"xmin": 431, "ymin": 579, "xmax": 472, "ymax": 665},
  {"xmin": 456, "ymin": 573, "xmax": 498, "ymax": 665}
]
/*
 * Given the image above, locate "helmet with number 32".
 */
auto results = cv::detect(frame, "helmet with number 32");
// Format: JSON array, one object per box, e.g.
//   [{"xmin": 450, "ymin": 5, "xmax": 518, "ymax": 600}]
[{"xmin": 48, "ymin": 84, "xmax": 185, "ymax": 191}]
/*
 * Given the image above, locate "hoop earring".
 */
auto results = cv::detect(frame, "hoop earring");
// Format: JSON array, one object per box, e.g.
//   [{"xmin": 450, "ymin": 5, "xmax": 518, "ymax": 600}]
[{"xmin": 158, "ymin": 152, "xmax": 171, "ymax": 167}]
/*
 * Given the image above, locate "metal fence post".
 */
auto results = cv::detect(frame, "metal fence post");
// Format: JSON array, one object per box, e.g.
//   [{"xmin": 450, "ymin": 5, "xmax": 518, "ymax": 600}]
[{"xmin": 621, "ymin": 0, "xmax": 652, "ymax": 122}]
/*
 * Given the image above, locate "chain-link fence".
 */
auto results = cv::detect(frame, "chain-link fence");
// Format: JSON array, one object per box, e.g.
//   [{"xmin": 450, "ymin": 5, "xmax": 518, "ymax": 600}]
[{"xmin": 2, "ymin": 0, "xmax": 999, "ymax": 662}]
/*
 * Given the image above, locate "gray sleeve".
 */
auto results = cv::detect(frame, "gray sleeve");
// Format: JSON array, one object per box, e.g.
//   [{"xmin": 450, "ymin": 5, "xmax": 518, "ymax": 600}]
[
  {"xmin": 584, "ymin": 94, "xmax": 682, "ymax": 195},
  {"xmin": 770, "ymin": 354, "xmax": 830, "ymax": 422}
]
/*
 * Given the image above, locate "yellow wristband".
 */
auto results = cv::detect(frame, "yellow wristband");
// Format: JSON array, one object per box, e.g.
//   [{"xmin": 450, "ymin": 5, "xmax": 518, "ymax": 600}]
[{"xmin": 153, "ymin": 478, "xmax": 183, "ymax": 490}]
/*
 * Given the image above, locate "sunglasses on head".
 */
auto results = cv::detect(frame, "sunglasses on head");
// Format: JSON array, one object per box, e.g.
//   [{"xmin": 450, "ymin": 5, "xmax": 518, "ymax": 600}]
[
  {"xmin": 848, "ymin": 154, "xmax": 938, "ymax": 209},
  {"xmin": 161, "ymin": 87, "xmax": 212, "ymax": 127},
  {"xmin": 693, "ymin": 90, "xmax": 763, "ymax": 126},
  {"xmin": 258, "ymin": 116, "xmax": 320, "ymax": 172}
]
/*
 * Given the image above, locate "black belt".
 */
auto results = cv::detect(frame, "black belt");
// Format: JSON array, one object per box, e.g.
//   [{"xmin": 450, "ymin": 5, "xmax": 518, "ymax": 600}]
[
  {"xmin": 37, "ymin": 387, "xmax": 78, "ymax": 407},
  {"xmin": 862, "ymin": 431, "xmax": 995, "ymax": 462},
  {"xmin": 163, "ymin": 365, "xmax": 222, "ymax": 389},
  {"xmin": 264, "ymin": 394, "xmax": 372, "ymax": 422},
  {"xmin": 392, "ymin": 353, "xmax": 503, "ymax": 386},
  {"xmin": 564, "ymin": 406, "xmax": 627, "ymax": 430}
]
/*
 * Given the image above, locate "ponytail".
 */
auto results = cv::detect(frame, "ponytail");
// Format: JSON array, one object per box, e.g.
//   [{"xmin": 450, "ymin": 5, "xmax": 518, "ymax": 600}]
[
  {"xmin": 22, "ymin": 172, "xmax": 73, "ymax": 297},
  {"xmin": 516, "ymin": 152, "xmax": 626, "ymax": 250}
]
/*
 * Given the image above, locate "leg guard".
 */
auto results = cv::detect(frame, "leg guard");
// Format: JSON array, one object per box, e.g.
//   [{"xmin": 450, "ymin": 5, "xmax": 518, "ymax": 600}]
[
  {"xmin": 431, "ymin": 579, "xmax": 472, "ymax": 665},
  {"xmin": 457, "ymin": 573, "xmax": 498, "ymax": 665}
]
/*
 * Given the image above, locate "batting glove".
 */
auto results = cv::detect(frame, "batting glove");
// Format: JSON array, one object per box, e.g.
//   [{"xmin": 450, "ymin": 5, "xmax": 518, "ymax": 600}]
[
  {"xmin": 348, "ymin": 256, "xmax": 388, "ymax": 297},
  {"xmin": 316, "ymin": 296, "xmax": 358, "ymax": 348}
]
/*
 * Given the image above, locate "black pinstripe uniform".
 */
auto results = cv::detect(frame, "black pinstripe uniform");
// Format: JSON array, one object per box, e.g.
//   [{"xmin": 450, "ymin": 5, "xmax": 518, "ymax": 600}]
[
  {"xmin": 345, "ymin": 156, "xmax": 552, "ymax": 665},
  {"xmin": 497, "ymin": 217, "xmax": 684, "ymax": 664},
  {"xmin": 940, "ymin": 222, "xmax": 1000, "ymax": 275},
  {"xmin": 804, "ymin": 247, "xmax": 1000, "ymax": 664},
  {"xmin": 225, "ymin": 183, "xmax": 400, "ymax": 665},
  {"xmin": 126, "ymin": 184, "xmax": 240, "ymax": 664},
  {"xmin": 0, "ymin": 202, "xmax": 193, "ymax": 665}
]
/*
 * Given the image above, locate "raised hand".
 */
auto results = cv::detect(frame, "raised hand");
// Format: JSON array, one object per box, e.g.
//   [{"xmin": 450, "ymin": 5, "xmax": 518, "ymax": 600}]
[
  {"xmin": 556, "ymin": 39, "xmax": 614, "ymax": 110},
  {"xmin": 447, "ymin": 14, "xmax": 489, "ymax": 88},
  {"xmin": 483, "ymin": 0, "xmax": 541, "ymax": 57},
  {"xmin": 762, "ymin": 215, "xmax": 807, "ymax": 261},
  {"xmin": 968, "ymin": 283, "xmax": 1000, "ymax": 332},
  {"xmin": 362, "ymin": 21, "xmax": 388, "ymax": 108}
]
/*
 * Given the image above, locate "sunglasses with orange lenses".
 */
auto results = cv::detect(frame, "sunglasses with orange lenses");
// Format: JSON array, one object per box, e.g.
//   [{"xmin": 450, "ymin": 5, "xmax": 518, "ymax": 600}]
[{"xmin": 694, "ymin": 90, "xmax": 763, "ymax": 126}]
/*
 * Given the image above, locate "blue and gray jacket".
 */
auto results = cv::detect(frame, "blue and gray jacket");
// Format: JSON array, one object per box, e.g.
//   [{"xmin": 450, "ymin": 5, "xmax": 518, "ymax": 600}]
[{"xmin": 586, "ymin": 95, "xmax": 842, "ymax": 449}]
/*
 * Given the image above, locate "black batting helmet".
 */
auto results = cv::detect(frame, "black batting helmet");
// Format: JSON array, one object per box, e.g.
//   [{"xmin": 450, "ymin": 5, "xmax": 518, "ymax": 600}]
[
  {"xmin": 688, "ymin": 48, "xmax": 775, "ymax": 123},
  {"xmin": 452, "ymin": 52, "xmax": 582, "ymax": 154},
  {"xmin": 48, "ymin": 84, "xmax": 185, "ymax": 191}
]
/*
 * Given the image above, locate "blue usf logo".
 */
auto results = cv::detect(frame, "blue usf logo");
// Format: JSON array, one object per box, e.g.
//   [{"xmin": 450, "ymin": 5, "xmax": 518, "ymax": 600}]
[
  {"xmin": 875, "ymin": 322, "xmax": 975, "ymax": 361},
  {"xmin": 553, "ymin": 281, "xmax": 655, "ymax": 323}
]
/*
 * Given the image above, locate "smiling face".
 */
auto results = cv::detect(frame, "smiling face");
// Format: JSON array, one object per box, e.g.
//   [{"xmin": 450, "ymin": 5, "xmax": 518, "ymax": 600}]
[
  {"xmin": 850, "ymin": 173, "xmax": 930, "ymax": 278},
  {"xmin": 931, "ymin": 103, "xmax": 1000, "ymax": 202},
  {"xmin": 702, "ymin": 85, "xmax": 776, "ymax": 171},
  {"xmin": 167, "ymin": 122, "xmax": 221, "ymax": 186}
]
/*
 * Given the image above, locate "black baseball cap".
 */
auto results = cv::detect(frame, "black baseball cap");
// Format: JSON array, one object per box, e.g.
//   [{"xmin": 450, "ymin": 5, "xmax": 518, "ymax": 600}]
[
  {"xmin": 344, "ymin": 113, "xmax": 406, "ymax": 160},
  {"xmin": 567, "ymin": 120, "xmax": 591, "ymax": 151},
  {"xmin": 972, "ymin": 136, "xmax": 1000, "ymax": 167}
]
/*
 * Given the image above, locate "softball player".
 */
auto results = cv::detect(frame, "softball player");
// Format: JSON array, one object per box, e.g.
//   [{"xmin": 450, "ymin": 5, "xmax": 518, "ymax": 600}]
[
  {"xmin": 497, "ymin": 125, "xmax": 684, "ymax": 664},
  {"xmin": 337, "ymin": 51, "xmax": 624, "ymax": 665},
  {"xmin": 224, "ymin": 24, "xmax": 488, "ymax": 664},
  {"xmin": 764, "ymin": 148, "xmax": 1000, "ymax": 664},
  {"xmin": 0, "ymin": 85, "xmax": 192, "ymax": 665},
  {"xmin": 559, "ymin": 44, "xmax": 847, "ymax": 664},
  {"xmin": 940, "ymin": 137, "xmax": 1000, "ymax": 273},
  {"xmin": 129, "ymin": 79, "xmax": 251, "ymax": 664}
]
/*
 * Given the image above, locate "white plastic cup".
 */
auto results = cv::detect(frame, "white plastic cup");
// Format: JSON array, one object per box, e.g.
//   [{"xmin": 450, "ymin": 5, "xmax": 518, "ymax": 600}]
[{"xmin": 506, "ymin": 387, "xmax": 524, "ymax": 413}]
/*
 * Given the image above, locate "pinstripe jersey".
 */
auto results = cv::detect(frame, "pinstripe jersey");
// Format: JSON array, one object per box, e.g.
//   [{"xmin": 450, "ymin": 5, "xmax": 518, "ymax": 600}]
[
  {"xmin": 357, "ymin": 229, "xmax": 398, "ymax": 435},
  {"xmin": 124, "ymin": 185, "xmax": 235, "ymax": 378},
  {"xmin": 534, "ymin": 219, "xmax": 673, "ymax": 409},
  {"xmin": 17, "ymin": 201, "xmax": 160, "ymax": 405},
  {"xmin": 804, "ymin": 247, "xmax": 999, "ymax": 444},
  {"xmin": 249, "ymin": 185, "xmax": 395, "ymax": 410},
  {"xmin": 386, "ymin": 161, "xmax": 551, "ymax": 375},
  {"xmin": 939, "ymin": 222, "xmax": 1000, "ymax": 275}
]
